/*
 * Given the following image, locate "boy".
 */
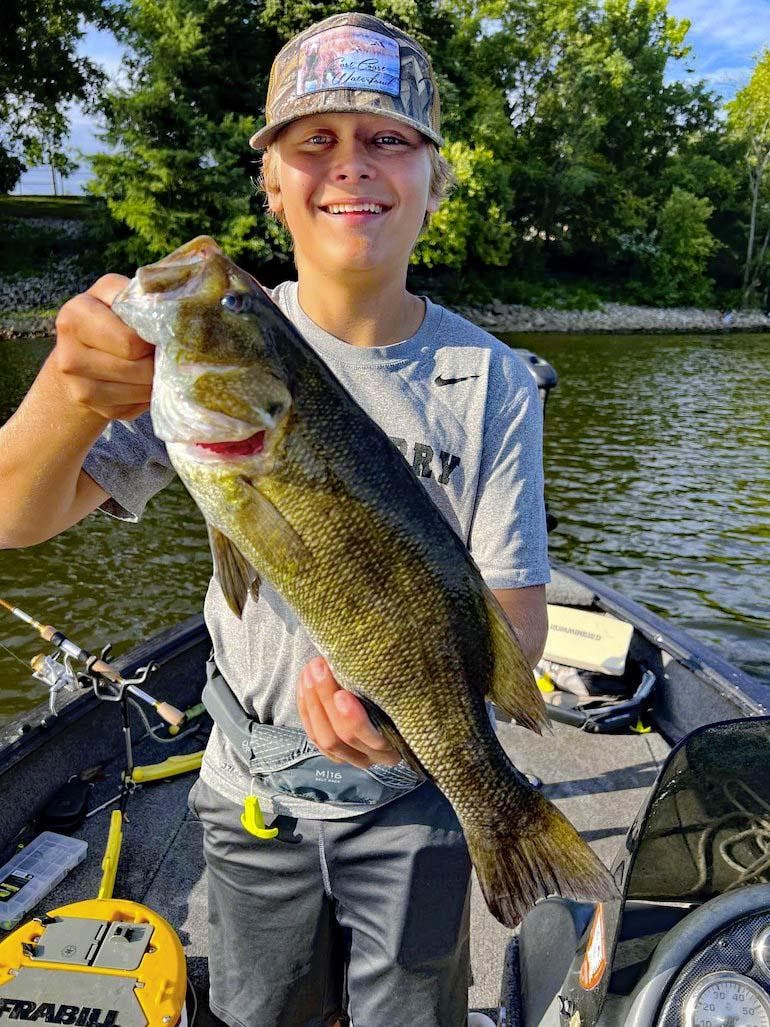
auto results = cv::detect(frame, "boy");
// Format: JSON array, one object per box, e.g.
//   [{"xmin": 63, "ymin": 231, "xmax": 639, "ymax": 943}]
[{"xmin": 0, "ymin": 13, "xmax": 549, "ymax": 1027}]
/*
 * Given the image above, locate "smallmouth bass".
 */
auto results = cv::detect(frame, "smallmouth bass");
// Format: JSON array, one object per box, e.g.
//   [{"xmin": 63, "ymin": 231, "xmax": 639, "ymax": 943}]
[{"xmin": 113, "ymin": 237, "xmax": 614, "ymax": 926}]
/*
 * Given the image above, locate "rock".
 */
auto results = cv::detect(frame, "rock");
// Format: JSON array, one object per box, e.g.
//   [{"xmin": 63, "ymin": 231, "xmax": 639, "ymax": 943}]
[{"xmin": 444, "ymin": 300, "xmax": 770, "ymax": 334}]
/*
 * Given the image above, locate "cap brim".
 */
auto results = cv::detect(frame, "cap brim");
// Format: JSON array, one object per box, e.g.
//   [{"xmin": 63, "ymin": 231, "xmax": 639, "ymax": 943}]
[{"xmin": 249, "ymin": 106, "xmax": 442, "ymax": 150}]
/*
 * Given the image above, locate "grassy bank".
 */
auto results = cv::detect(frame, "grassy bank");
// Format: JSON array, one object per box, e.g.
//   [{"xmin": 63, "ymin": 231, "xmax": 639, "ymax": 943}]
[
  {"xmin": 0, "ymin": 195, "xmax": 93, "ymax": 220},
  {"xmin": 0, "ymin": 194, "xmax": 99, "ymax": 287}
]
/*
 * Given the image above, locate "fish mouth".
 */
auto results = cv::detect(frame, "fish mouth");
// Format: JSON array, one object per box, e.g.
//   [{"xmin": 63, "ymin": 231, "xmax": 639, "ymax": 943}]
[
  {"xmin": 194, "ymin": 431, "xmax": 266, "ymax": 457},
  {"xmin": 124, "ymin": 236, "xmax": 225, "ymax": 303}
]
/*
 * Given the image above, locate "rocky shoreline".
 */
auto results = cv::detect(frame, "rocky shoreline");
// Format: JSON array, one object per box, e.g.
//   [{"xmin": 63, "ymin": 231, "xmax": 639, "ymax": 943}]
[
  {"xmin": 5, "ymin": 301, "xmax": 770, "ymax": 342},
  {"xmin": 450, "ymin": 300, "xmax": 770, "ymax": 335},
  {"xmin": 2, "ymin": 259, "xmax": 770, "ymax": 340}
]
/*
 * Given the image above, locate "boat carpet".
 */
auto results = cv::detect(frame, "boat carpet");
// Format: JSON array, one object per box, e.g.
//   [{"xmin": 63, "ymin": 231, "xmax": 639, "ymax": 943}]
[{"xmin": 10, "ymin": 717, "xmax": 670, "ymax": 1022}]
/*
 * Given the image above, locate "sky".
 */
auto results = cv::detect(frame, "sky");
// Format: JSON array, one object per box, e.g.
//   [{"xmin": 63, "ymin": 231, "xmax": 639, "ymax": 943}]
[
  {"xmin": 14, "ymin": 0, "xmax": 770, "ymax": 195},
  {"xmin": 667, "ymin": 0, "xmax": 770, "ymax": 97}
]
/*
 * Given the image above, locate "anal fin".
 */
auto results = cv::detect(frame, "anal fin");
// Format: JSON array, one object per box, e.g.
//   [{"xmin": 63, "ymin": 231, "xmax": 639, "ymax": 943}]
[
  {"xmin": 356, "ymin": 694, "xmax": 427, "ymax": 778},
  {"xmin": 485, "ymin": 593, "xmax": 548, "ymax": 734}
]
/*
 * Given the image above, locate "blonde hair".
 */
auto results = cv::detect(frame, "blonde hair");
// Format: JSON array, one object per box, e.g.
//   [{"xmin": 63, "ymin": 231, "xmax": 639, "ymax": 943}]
[{"xmin": 257, "ymin": 141, "xmax": 455, "ymax": 229}]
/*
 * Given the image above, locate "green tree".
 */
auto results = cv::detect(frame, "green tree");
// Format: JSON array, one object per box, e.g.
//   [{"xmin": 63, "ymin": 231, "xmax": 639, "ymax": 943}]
[
  {"xmin": 414, "ymin": 140, "xmax": 514, "ymax": 268},
  {"xmin": 486, "ymin": 0, "xmax": 725, "ymax": 291},
  {"xmin": 662, "ymin": 132, "xmax": 746, "ymax": 301},
  {"xmin": 0, "ymin": 0, "xmax": 106, "ymax": 191},
  {"xmin": 645, "ymin": 187, "xmax": 717, "ymax": 305},
  {"xmin": 87, "ymin": 0, "xmax": 740, "ymax": 302},
  {"xmin": 727, "ymin": 48, "xmax": 770, "ymax": 308},
  {"xmin": 88, "ymin": 0, "xmax": 281, "ymax": 268}
]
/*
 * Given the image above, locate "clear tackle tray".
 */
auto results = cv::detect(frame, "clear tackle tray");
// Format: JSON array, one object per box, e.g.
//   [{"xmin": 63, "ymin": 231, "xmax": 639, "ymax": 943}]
[{"xmin": 0, "ymin": 832, "xmax": 88, "ymax": 930}]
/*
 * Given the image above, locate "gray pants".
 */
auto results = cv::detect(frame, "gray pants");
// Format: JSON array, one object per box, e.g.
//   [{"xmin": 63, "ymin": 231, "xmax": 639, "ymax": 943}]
[{"xmin": 188, "ymin": 778, "xmax": 471, "ymax": 1027}]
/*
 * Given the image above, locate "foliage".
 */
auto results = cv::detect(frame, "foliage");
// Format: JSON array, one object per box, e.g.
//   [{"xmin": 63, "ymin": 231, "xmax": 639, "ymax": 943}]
[
  {"xmin": 0, "ymin": 0, "xmax": 107, "ymax": 190},
  {"xmin": 86, "ymin": 0, "xmax": 276, "ymax": 269},
  {"xmin": 726, "ymin": 48, "xmax": 770, "ymax": 308},
  {"xmin": 413, "ymin": 141, "xmax": 514, "ymax": 268},
  {"xmin": 410, "ymin": 265, "xmax": 604, "ymax": 308},
  {"xmin": 88, "ymin": 0, "xmax": 474, "ymax": 271},
  {"xmin": 644, "ymin": 188, "xmax": 717, "ymax": 305},
  {"xmin": 501, "ymin": 0, "xmax": 718, "ymax": 265},
  {"xmin": 46, "ymin": 0, "xmax": 760, "ymax": 307}
]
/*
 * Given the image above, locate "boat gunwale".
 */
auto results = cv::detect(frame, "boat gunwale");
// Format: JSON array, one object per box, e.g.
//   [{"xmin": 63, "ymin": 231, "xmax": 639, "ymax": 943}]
[
  {"xmin": 0, "ymin": 565, "xmax": 764, "ymax": 785},
  {"xmin": 549, "ymin": 561, "xmax": 769, "ymax": 718}
]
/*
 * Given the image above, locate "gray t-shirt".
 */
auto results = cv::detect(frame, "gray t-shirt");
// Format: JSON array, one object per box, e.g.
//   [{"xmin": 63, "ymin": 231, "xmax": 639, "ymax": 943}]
[{"xmin": 84, "ymin": 283, "xmax": 549, "ymax": 818}]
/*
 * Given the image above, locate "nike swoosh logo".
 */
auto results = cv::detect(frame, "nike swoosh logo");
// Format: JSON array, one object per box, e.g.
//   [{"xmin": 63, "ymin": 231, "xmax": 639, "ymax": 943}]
[{"xmin": 434, "ymin": 374, "xmax": 480, "ymax": 387}]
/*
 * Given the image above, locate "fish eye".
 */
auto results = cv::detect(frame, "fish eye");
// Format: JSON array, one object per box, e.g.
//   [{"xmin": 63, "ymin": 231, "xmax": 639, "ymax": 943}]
[{"xmin": 221, "ymin": 292, "xmax": 252, "ymax": 314}]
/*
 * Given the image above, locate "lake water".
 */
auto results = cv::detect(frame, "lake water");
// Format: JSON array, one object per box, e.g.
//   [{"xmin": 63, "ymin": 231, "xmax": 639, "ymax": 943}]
[{"xmin": 0, "ymin": 332, "xmax": 768, "ymax": 723}]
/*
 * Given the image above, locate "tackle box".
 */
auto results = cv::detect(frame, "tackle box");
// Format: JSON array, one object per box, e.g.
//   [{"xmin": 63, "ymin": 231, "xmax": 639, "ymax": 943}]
[{"xmin": 0, "ymin": 832, "xmax": 88, "ymax": 930}]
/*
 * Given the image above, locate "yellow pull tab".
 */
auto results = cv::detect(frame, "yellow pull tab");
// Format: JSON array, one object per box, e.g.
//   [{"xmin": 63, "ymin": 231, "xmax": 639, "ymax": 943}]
[
  {"xmin": 536, "ymin": 674, "xmax": 555, "ymax": 693},
  {"xmin": 130, "ymin": 751, "xmax": 204, "ymax": 783},
  {"xmin": 241, "ymin": 795, "xmax": 279, "ymax": 839},
  {"xmin": 631, "ymin": 718, "xmax": 651, "ymax": 734}
]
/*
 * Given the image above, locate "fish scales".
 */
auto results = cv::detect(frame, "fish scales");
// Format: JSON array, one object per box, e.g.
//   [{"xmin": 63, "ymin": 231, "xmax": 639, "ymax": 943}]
[{"xmin": 113, "ymin": 236, "xmax": 615, "ymax": 926}]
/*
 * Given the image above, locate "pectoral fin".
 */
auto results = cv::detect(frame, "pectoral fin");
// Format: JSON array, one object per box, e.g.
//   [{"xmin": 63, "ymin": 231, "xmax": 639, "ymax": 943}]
[
  {"xmin": 238, "ymin": 476, "xmax": 312, "ymax": 570},
  {"xmin": 207, "ymin": 525, "xmax": 260, "ymax": 618}
]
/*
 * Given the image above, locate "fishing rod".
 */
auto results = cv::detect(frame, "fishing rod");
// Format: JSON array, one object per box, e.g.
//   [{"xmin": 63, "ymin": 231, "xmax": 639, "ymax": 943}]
[{"xmin": 0, "ymin": 596, "xmax": 184, "ymax": 727}]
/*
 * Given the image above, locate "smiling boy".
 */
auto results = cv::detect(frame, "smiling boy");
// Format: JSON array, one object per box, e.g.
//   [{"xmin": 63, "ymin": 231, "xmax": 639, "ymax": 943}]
[{"xmin": 0, "ymin": 12, "xmax": 549, "ymax": 1027}]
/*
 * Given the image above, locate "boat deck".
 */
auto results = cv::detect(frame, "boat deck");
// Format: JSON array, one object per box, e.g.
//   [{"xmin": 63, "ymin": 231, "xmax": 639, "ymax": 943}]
[{"xmin": 29, "ymin": 713, "xmax": 671, "ymax": 1022}]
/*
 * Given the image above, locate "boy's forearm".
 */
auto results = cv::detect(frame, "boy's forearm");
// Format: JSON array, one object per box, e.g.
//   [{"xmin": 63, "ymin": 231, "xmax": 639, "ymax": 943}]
[
  {"xmin": 0, "ymin": 356, "xmax": 109, "ymax": 548},
  {"xmin": 510, "ymin": 625, "xmax": 547, "ymax": 671},
  {"xmin": 492, "ymin": 585, "xmax": 548, "ymax": 670}
]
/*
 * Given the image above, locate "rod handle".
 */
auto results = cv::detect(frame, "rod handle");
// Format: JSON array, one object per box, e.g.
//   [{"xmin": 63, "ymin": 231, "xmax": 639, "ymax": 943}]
[
  {"xmin": 89, "ymin": 658, "xmax": 123, "ymax": 684},
  {"xmin": 154, "ymin": 701, "xmax": 185, "ymax": 727}
]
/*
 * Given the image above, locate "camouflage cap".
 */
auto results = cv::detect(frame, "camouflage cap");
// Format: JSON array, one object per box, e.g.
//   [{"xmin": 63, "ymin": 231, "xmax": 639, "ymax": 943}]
[{"xmin": 249, "ymin": 12, "xmax": 442, "ymax": 150}]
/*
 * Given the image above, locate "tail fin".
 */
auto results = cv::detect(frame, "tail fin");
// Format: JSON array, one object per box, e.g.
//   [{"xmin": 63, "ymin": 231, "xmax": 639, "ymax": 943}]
[{"xmin": 466, "ymin": 792, "xmax": 617, "ymax": 928}]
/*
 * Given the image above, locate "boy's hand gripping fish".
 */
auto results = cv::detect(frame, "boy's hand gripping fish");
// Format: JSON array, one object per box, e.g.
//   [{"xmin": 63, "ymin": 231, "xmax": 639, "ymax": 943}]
[{"xmin": 112, "ymin": 237, "xmax": 615, "ymax": 927}]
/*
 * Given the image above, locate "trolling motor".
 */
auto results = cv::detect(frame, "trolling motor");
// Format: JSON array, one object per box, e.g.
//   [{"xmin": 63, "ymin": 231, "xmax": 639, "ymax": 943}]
[
  {"xmin": 514, "ymin": 348, "xmax": 559, "ymax": 533},
  {"xmin": 513, "ymin": 347, "xmax": 558, "ymax": 416}
]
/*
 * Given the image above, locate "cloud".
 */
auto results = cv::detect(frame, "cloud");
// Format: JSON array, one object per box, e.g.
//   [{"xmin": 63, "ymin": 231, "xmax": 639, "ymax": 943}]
[
  {"xmin": 667, "ymin": 0, "xmax": 769, "ymax": 98},
  {"xmin": 701, "ymin": 64, "xmax": 754, "ymax": 87}
]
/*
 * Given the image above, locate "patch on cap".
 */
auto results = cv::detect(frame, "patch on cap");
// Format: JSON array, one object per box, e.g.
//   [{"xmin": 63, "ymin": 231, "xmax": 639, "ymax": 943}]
[{"xmin": 297, "ymin": 26, "xmax": 400, "ymax": 98}]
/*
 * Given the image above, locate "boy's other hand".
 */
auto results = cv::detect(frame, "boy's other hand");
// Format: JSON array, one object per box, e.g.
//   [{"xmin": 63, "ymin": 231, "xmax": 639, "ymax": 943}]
[
  {"xmin": 297, "ymin": 656, "xmax": 401, "ymax": 769},
  {"xmin": 52, "ymin": 275, "xmax": 155, "ymax": 422}
]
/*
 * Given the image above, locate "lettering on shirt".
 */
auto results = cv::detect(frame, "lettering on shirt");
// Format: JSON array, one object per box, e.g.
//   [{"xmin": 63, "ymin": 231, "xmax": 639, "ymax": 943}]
[{"xmin": 388, "ymin": 438, "xmax": 461, "ymax": 486}]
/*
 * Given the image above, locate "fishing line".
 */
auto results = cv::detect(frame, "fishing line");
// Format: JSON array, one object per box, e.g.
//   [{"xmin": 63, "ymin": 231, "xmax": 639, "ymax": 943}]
[{"xmin": 0, "ymin": 637, "xmax": 34, "ymax": 670}]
